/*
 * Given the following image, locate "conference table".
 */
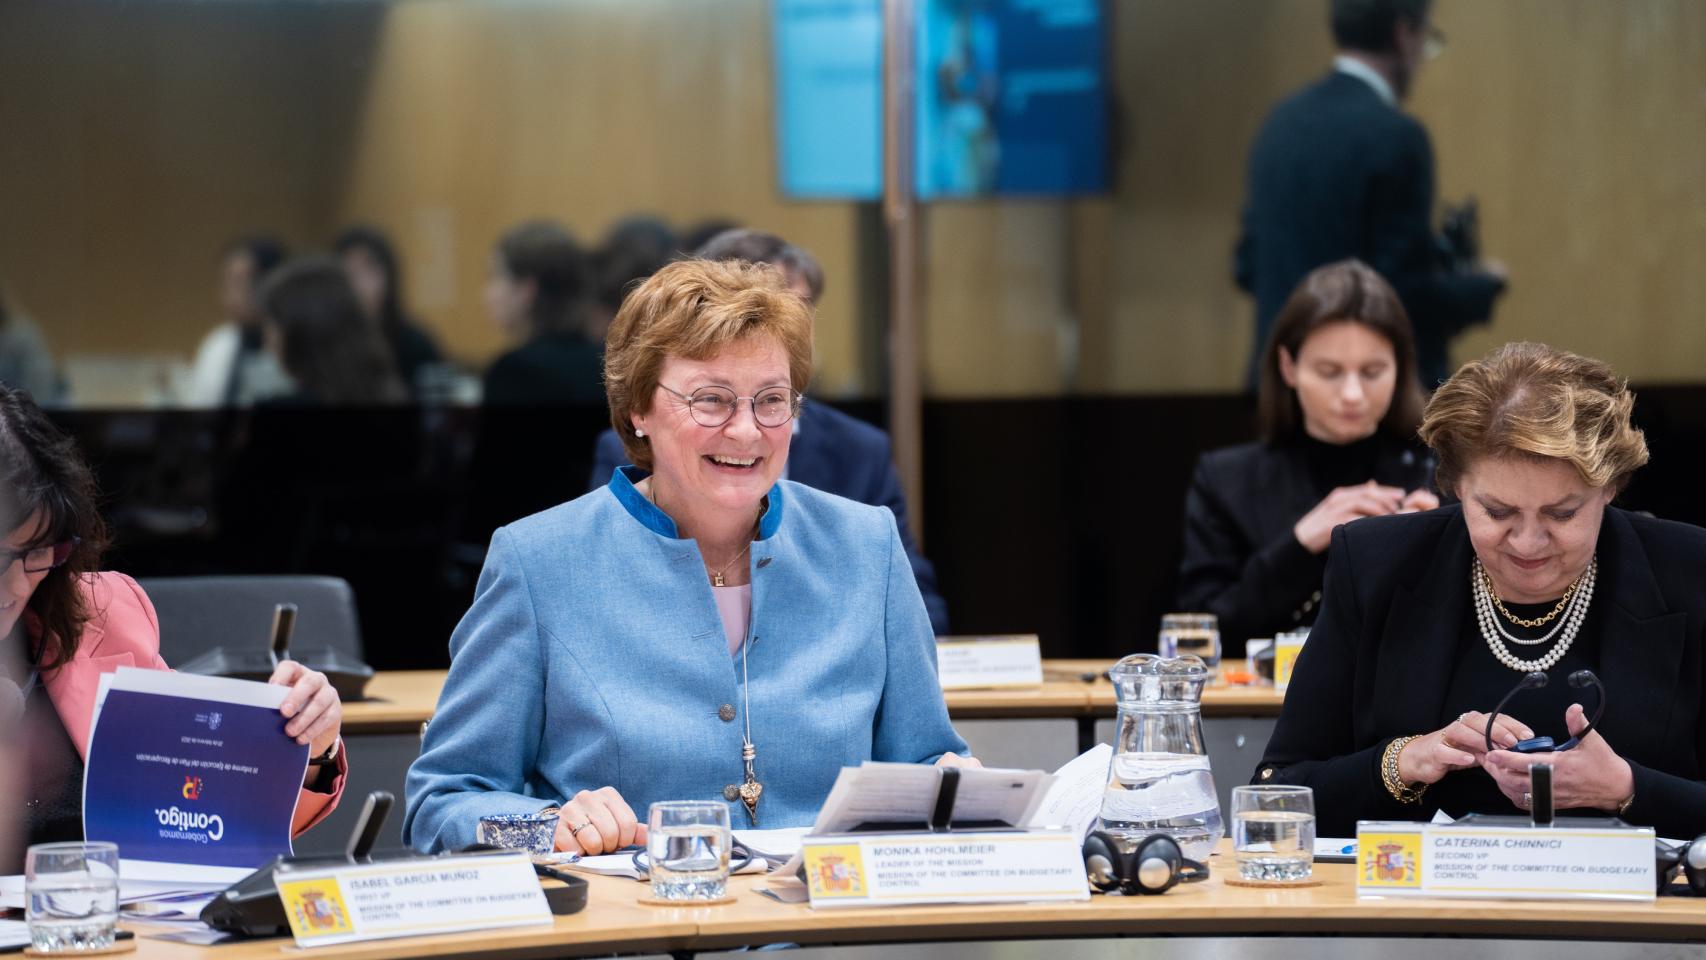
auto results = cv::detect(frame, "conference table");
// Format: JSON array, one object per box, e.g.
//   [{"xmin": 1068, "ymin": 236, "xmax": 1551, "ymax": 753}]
[
  {"xmin": 124, "ymin": 844, "xmax": 1706, "ymax": 959},
  {"xmin": 311, "ymin": 662, "xmax": 1285, "ymax": 857}
]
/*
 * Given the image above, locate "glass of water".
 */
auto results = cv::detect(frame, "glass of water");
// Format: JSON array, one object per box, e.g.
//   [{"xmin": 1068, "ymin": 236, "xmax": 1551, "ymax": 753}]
[
  {"xmin": 25, "ymin": 841, "xmax": 120, "ymax": 953},
  {"xmin": 646, "ymin": 800, "xmax": 732, "ymax": 902},
  {"xmin": 1159, "ymin": 613, "xmax": 1220, "ymax": 668},
  {"xmin": 1231, "ymin": 785, "xmax": 1315, "ymax": 883}
]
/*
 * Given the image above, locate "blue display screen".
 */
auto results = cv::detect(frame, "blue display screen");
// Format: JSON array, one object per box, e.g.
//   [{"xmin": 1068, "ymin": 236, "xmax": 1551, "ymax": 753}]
[{"xmin": 774, "ymin": 0, "xmax": 1108, "ymax": 200}]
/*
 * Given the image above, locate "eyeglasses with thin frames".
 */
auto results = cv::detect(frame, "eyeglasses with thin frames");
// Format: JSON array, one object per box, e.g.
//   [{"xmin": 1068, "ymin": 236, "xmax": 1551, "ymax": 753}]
[
  {"xmin": 658, "ymin": 384, "xmax": 802, "ymax": 429},
  {"xmin": 0, "ymin": 537, "xmax": 79, "ymax": 574}
]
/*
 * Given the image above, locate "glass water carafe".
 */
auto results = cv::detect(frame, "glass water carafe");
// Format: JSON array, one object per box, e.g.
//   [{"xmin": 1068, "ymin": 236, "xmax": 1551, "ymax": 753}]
[{"xmin": 1098, "ymin": 653, "xmax": 1223, "ymax": 861}]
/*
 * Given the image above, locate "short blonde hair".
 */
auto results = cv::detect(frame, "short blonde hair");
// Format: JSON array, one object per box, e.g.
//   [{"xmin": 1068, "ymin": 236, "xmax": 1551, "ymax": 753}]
[
  {"xmin": 604, "ymin": 258, "xmax": 814, "ymax": 471},
  {"xmin": 1420, "ymin": 341, "xmax": 1649, "ymax": 495}
]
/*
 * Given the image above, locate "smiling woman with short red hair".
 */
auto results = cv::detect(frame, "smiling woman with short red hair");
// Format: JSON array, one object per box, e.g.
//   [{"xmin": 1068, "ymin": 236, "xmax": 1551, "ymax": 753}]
[{"xmin": 404, "ymin": 259, "xmax": 974, "ymax": 858}]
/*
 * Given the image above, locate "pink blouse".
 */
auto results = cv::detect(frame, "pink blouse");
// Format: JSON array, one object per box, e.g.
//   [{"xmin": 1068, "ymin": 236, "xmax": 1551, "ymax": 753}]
[{"xmin": 711, "ymin": 583, "xmax": 752, "ymax": 656}]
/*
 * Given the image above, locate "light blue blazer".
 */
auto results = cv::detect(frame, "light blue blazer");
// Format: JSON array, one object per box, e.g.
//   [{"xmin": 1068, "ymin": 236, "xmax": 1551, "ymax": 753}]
[{"xmin": 403, "ymin": 467, "xmax": 967, "ymax": 852}]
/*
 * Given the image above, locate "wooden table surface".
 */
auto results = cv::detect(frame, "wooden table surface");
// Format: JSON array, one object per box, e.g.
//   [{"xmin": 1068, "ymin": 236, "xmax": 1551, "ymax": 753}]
[
  {"xmin": 342, "ymin": 663, "xmax": 1286, "ymax": 735},
  {"xmin": 126, "ymin": 845, "xmax": 1706, "ymax": 959}
]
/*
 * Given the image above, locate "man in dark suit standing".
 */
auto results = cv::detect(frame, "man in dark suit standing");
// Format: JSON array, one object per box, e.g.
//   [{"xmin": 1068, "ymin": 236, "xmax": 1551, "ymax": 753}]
[
  {"xmin": 1236, "ymin": 0, "xmax": 1506, "ymax": 388},
  {"xmin": 588, "ymin": 230, "xmax": 951, "ymax": 634}
]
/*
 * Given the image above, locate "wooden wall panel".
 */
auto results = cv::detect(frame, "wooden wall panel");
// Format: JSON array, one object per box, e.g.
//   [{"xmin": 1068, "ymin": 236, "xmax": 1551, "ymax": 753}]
[
  {"xmin": 1, "ymin": 0, "xmax": 1700, "ymax": 399},
  {"xmin": 0, "ymin": 2, "xmax": 379, "ymax": 360},
  {"xmin": 332, "ymin": 0, "xmax": 864, "ymax": 393}
]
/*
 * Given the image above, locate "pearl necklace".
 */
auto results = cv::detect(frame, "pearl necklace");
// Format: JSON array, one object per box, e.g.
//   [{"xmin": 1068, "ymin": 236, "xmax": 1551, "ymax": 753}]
[{"xmin": 1471, "ymin": 557, "xmax": 1596, "ymax": 673}]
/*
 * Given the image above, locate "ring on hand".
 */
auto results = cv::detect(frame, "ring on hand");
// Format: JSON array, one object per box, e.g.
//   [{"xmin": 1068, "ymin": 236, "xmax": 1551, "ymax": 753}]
[
  {"xmin": 569, "ymin": 820, "xmax": 595, "ymax": 836},
  {"xmin": 1520, "ymin": 791, "xmax": 1531, "ymax": 808}
]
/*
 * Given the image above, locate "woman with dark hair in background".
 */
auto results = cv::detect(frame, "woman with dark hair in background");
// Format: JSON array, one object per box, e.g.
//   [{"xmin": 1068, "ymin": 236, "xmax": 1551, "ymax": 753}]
[
  {"xmin": 585, "ymin": 216, "xmax": 677, "ymax": 345},
  {"xmin": 482, "ymin": 221, "xmax": 603, "ymax": 406},
  {"xmin": 0, "ymin": 384, "xmax": 347, "ymax": 872},
  {"xmin": 186, "ymin": 235, "xmax": 294, "ymax": 407},
  {"xmin": 260, "ymin": 258, "xmax": 407, "ymax": 406},
  {"xmin": 1177, "ymin": 259, "xmax": 1437, "ymax": 648},
  {"xmin": 333, "ymin": 226, "xmax": 444, "ymax": 398}
]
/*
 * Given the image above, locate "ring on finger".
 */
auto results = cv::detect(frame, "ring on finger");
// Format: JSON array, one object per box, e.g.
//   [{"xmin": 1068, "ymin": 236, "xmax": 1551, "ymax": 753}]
[
  {"xmin": 1520, "ymin": 792, "xmax": 1531, "ymax": 808},
  {"xmin": 569, "ymin": 820, "xmax": 595, "ymax": 836}
]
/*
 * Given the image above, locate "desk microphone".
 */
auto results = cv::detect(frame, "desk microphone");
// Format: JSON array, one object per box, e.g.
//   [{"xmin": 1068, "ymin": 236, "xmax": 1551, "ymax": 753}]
[
  {"xmin": 1484, "ymin": 669, "xmax": 1604, "ymax": 755},
  {"xmin": 268, "ymin": 603, "xmax": 297, "ymax": 669}
]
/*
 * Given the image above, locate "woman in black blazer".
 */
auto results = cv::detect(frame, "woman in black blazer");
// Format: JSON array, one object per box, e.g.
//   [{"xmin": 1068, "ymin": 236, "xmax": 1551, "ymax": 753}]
[
  {"xmin": 1178, "ymin": 260, "xmax": 1436, "ymax": 649},
  {"xmin": 1258, "ymin": 342, "xmax": 1706, "ymax": 839}
]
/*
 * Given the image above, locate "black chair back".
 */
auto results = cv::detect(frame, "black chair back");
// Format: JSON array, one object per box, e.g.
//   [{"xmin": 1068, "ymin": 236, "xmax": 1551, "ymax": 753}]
[{"xmin": 137, "ymin": 575, "xmax": 365, "ymax": 665}]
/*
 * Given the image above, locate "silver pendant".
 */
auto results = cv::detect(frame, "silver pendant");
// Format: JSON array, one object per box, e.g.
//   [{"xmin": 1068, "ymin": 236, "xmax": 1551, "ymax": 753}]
[{"xmin": 739, "ymin": 779, "xmax": 762, "ymax": 826}]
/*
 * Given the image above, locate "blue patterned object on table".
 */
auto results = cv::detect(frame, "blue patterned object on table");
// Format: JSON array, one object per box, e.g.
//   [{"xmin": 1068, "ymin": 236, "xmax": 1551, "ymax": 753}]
[{"xmin": 476, "ymin": 812, "xmax": 557, "ymax": 855}]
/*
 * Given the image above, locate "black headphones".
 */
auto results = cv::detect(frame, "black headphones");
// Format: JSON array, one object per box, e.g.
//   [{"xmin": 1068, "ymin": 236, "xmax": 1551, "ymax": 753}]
[
  {"xmin": 1659, "ymin": 834, "xmax": 1706, "ymax": 896},
  {"xmin": 1082, "ymin": 831, "xmax": 1208, "ymax": 895},
  {"xmin": 1483, "ymin": 669, "xmax": 1604, "ymax": 754}
]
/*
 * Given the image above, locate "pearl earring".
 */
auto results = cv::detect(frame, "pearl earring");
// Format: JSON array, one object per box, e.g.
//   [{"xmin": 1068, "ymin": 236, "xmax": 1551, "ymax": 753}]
[{"xmin": 635, "ymin": 428, "xmax": 646, "ymax": 438}]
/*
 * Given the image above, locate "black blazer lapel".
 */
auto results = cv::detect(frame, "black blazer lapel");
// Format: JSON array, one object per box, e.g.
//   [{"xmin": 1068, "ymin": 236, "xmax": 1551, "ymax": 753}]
[
  {"xmin": 1593, "ymin": 509, "xmax": 1687, "ymax": 755},
  {"xmin": 1372, "ymin": 511, "xmax": 1473, "ymax": 737}
]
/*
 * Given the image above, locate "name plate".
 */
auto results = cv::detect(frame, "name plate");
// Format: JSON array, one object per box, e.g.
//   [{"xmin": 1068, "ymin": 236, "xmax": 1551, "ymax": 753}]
[
  {"xmin": 801, "ymin": 830, "xmax": 1088, "ymax": 907},
  {"xmin": 936, "ymin": 635, "xmax": 1044, "ymax": 690},
  {"xmin": 273, "ymin": 851, "xmax": 552, "ymax": 947},
  {"xmin": 1356, "ymin": 821, "xmax": 1655, "ymax": 901},
  {"xmin": 1273, "ymin": 635, "xmax": 1306, "ymax": 690}
]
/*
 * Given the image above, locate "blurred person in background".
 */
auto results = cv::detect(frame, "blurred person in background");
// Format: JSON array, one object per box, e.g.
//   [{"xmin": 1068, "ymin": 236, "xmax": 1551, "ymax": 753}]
[
  {"xmin": 1179, "ymin": 260, "xmax": 1436, "ymax": 648},
  {"xmin": 0, "ymin": 284, "xmax": 65, "ymax": 404},
  {"xmin": 186, "ymin": 235, "xmax": 294, "ymax": 407},
  {"xmin": 482, "ymin": 221, "xmax": 603, "ymax": 406},
  {"xmin": 1235, "ymin": 0, "xmax": 1505, "ymax": 388},
  {"xmin": 677, "ymin": 217, "xmax": 742, "ymax": 259},
  {"xmin": 334, "ymin": 226, "xmax": 444, "ymax": 399},
  {"xmin": 259, "ymin": 258, "xmax": 406, "ymax": 406},
  {"xmin": 584, "ymin": 215, "xmax": 677, "ymax": 345}
]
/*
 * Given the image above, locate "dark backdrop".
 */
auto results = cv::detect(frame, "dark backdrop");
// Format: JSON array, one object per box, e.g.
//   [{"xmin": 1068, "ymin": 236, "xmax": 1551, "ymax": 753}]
[{"xmin": 51, "ymin": 387, "xmax": 1706, "ymax": 670}]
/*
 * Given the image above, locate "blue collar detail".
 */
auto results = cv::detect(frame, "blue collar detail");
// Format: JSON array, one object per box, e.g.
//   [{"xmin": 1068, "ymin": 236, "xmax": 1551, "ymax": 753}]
[{"xmin": 609, "ymin": 464, "xmax": 785, "ymax": 540}]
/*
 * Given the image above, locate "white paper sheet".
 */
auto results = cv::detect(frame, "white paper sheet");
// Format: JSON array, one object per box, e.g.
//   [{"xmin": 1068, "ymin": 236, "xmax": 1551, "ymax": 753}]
[
  {"xmin": 809, "ymin": 762, "xmax": 1050, "ymax": 836},
  {"xmin": 0, "ymin": 862, "xmax": 236, "ymax": 911},
  {"xmin": 733, "ymin": 827, "xmax": 810, "ymax": 864},
  {"xmin": 1025, "ymin": 743, "xmax": 1112, "ymax": 838},
  {"xmin": 565, "ymin": 853, "xmax": 767, "ymax": 881},
  {"xmin": 1314, "ymin": 837, "xmax": 1358, "ymax": 858},
  {"xmin": 91, "ymin": 667, "xmax": 286, "ymax": 733},
  {"xmin": 0, "ymin": 918, "xmax": 32, "ymax": 950}
]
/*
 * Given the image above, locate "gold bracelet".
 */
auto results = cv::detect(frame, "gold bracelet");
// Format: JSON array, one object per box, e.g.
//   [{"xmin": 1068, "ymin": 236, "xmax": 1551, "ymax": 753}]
[{"xmin": 1381, "ymin": 736, "xmax": 1428, "ymax": 804}]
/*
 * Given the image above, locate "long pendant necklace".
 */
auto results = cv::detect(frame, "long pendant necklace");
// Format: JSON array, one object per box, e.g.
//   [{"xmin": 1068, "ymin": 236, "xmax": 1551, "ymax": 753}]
[
  {"xmin": 737, "ymin": 635, "xmax": 762, "ymax": 826},
  {"xmin": 646, "ymin": 477, "xmax": 763, "ymax": 822}
]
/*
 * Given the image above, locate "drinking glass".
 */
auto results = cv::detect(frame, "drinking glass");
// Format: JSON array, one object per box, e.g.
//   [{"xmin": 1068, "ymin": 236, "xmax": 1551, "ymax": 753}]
[
  {"xmin": 25, "ymin": 842, "xmax": 120, "ymax": 953},
  {"xmin": 646, "ymin": 801, "xmax": 732, "ymax": 901},
  {"xmin": 1231, "ymin": 785, "xmax": 1315, "ymax": 882},
  {"xmin": 1158, "ymin": 613, "xmax": 1220, "ymax": 668}
]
